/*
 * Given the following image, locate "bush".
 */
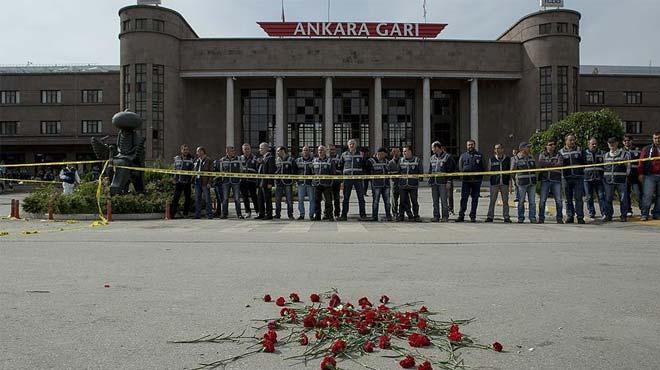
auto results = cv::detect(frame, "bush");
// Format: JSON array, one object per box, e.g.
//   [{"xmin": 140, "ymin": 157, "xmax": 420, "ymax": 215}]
[{"xmin": 529, "ymin": 109, "xmax": 625, "ymax": 154}]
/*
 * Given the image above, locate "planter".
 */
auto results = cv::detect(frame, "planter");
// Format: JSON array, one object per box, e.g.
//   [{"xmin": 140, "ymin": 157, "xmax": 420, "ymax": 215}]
[{"xmin": 24, "ymin": 212, "xmax": 164, "ymax": 221}]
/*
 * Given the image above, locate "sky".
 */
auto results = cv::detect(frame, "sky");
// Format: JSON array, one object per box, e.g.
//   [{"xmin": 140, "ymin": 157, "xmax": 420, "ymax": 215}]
[{"xmin": 0, "ymin": 0, "xmax": 658, "ymax": 66}]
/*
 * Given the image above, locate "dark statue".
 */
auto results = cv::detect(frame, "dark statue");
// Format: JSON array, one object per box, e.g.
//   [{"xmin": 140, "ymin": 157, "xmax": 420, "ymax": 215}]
[{"xmin": 91, "ymin": 110, "xmax": 146, "ymax": 195}]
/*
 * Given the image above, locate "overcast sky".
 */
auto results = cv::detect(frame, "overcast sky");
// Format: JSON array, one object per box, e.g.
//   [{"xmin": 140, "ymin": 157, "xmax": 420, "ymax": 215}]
[{"xmin": 1, "ymin": 0, "xmax": 658, "ymax": 66}]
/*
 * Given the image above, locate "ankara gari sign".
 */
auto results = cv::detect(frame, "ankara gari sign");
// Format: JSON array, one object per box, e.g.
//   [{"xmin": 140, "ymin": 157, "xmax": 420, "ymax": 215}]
[{"xmin": 258, "ymin": 22, "xmax": 447, "ymax": 39}]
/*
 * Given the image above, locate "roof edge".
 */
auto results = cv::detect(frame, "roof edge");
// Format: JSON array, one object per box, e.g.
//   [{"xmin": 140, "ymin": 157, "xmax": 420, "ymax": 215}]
[
  {"xmin": 118, "ymin": 5, "xmax": 199, "ymax": 38},
  {"xmin": 497, "ymin": 8, "xmax": 582, "ymax": 41}
]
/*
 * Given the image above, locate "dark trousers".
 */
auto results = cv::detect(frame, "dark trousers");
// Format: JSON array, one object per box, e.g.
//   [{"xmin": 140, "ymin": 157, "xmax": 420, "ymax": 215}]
[
  {"xmin": 314, "ymin": 185, "xmax": 334, "ymax": 220},
  {"xmin": 391, "ymin": 182, "xmax": 401, "ymax": 218},
  {"xmin": 626, "ymin": 175, "xmax": 642, "ymax": 213},
  {"xmin": 222, "ymin": 182, "xmax": 242, "ymax": 217},
  {"xmin": 240, "ymin": 181, "xmax": 259, "ymax": 214},
  {"xmin": 275, "ymin": 184, "xmax": 294, "ymax": 218},
  {"xmin": 447, "ymin": 181, "xmax": 455, "ymax": 212},
  {"xmin": 171, "ymin": 182, "xmax": 191, "ymax": 217},
  {"xmin": 331, "ymin": 181, "xmax": 341, "ymax": 217},
  {"xmin": 372, "ymin": 186, "xmax": 392, "ymax": 220},
  {"xmin": 604, "ymin": 182, "xmax": 628, "ymax": 218},
  {"xmin": 584, "ymin": 180, "xmax": 606, "ymax": 217},
  {"xmin": 399, "ymin": 187, "xmax": 419, "ymax": 220},
  {"xmin": 459, "ymin": 181, "xmax": 481, "ymax": 219},
  {"xmin": 213, "ymin": 184, "xmax": 223, "ymax": 216},
  {"xmin": 194, "ymin": 180, "xmax": 213, "ymax": 219},
  {"xmin": 257, "ymin": 186, "xmax": 273, "ymax": 218},
  {"xmin": 342, "ymin": 179, "xmax": 366, "ymax": 218},
  {"xmin": 563, "ymin": 177, "xmax": 585, "ymax": 220},
  {"xmin": 431, "ymin": 183, "xmax": 450, "ymax": 220}
]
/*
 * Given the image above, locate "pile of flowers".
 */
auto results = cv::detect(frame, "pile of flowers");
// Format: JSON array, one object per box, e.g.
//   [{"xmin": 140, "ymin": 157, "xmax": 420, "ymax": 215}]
[{"xmin": 175, "ymin": 290, "xmax": 503, "ymax": 369}]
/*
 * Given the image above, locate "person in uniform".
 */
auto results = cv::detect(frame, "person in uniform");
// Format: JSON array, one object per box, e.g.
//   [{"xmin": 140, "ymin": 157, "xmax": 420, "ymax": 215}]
[
  {"xmin": 328, "ymin": 144, "xmax": 342, "ymax": 219},
  {"xmin": 398, "ymin": 146, "xmax": 422, "ymax": 222},
  {"xmin": 211, "ymin": 154, "xmax": 224, "ymax": 217},
  {"xmin": 623, "ymin": 135, "xmax": 642, "ymax": 217},
  {"xmin": 603, "ymin": 137, "xmax": 631, "ymax": 222},
  {"xmin": 638, "ymin": 131, "xmax": 660, "ymax": 221},
  {"xmin": 511, "ymin": 142, "xmax": 537, "ymax": 223},
  {"xmin": 171, "ymin": 144, "xmax": 194, "ymax": 218},
  {"xmin": 430, "ymin": 141, "xmax": 457, "ymax": 222},
  {"xmin": 256, "ymin": 142, "xmax": 276, "ymax": 220},
  {"xmin": 193, "ymin": 146, "xmax": 214, "ymax": 219},
  {"xmin": 559, "ymin": 134, "xmax": 586, "ymax": 224},
  {"xmin": 367, "ymin": 147, "xmax": 393, "ymax": 222},
  {"xmin": 338, "ymin": 139, "xmax": 367, "ymax": 221},
  {"xmin": 275, "ymin": 146, "xmax": 295, "ymax": 219},
  {"xmin": 538, "ymin": 139, "xmax": 564, "ymax": 224},
  {"xmin": 583, "ymin": 137, "xmax": 606, "ymax": 219},
  {"xmin": 485, "ymin": 143, "xmax": 511, "ymax": 223},
  {"xmin": 59, "ymin": 164, "xmax": 81, "ymax": 195},
  {"xmin": 389, "ymin": 147, "xmax": 403, "ymax": 220},
  {"xmin": 239, "ymin": 143, "xmax": 259, "ymax": 219},
  {"xmin": 219, "ymin": 146, "xmax": 243, "ymax": 219},
  {"xmin": 312, "ymin": 145, "xmax": 335, "ymax": 221},
  {"xmin": 456, "ymin": 139, "xmax": 484, "ymax": 222},
  {"xmin": 295, "ymin": 145, "xmax": 316, "ymax": 220}
]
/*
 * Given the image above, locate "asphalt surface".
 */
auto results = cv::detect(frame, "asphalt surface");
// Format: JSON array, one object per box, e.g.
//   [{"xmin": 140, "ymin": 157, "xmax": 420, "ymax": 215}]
[{"xmin": 1, "ymin": 190, "xmax": 659, "ymax": 370}]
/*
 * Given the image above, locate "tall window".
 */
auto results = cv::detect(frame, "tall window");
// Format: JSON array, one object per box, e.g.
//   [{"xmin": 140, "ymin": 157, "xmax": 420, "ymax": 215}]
[
  {"xmin": 0, "ymin": 121, "xmax": 19, "ymax": 135},
  {"xmin": 539, "ymin": 23, "xmax": 551, "ymax": 35},
  {"xmin": 383, "ymin": 89, "xmax": 415, "ymax": 150},
  {"xmin": 1, "ymin": 91, "xmax": 20, "ymax": 104},
  {"xmin": 287, "ymin": 89, "xmax": 323, "ymax": 156},
  {"xmin": 539, "ymin": 67, "xmax": 552, "ymax": 128},
  {"xmin": 152, "ymin": 19, "xmax": 164, "ymax": 32},
  {"xmin": 135, "ymin": 19, "xmax": 147, "ymax": 30},
  {"xmin": 625, "ymin": 92, "xmax": 642, "ymax": 105},
  {"xmin": 152, "ymin": 64, "xmax": 165, "ymax": 158},
  {"xmin": 122, "ymin": 19, "xmax": 131, "ymax": 32},
  {"xmin": 41, "ymin": 90, "xmax": 61, "ymax": 104},
  {"xmin": 572, "ymin": 24, "xmax": 579, "ymax": 35},
  {"xmin": 557, "ymin": 66, "xmax": 569, "ymax": 120},
  {"xmin": 81, "ymin": 120, "xmax": 102, "ymax": 134},
  {"xmin": 241, "ymin": 89, "xmax": 276, "ymax": 149},
  {"xmin": 625, "ymin": 121, "xmax": 642, "ymax": 134},
  {"xmin": 41, "ymin": 121, "xmax": 61, "ymax": 135},
  {"xmin": 431, "ymin": 90, "xmax": 460, "ymax": 155},
  {"xmin": 586, "ymin": 91, "xmax": 604, "ymax": 104},
  {"xmin": 81, "ymin": 89, "xmax": 103, "ymax": 103},
  {"xmin": 134, "ymin": 64, "xmax": 147, "ymax": 138},
  {"xmin": 333, "ymin": 89, "xmax": 369, "ymax": 149},
  {"xmin": 122, "ymin": 65, "xmax": 131, "ymax": 110},
  {"xmin": 556, "ymin": 23, "xmax": 568, "ymax": 33}
]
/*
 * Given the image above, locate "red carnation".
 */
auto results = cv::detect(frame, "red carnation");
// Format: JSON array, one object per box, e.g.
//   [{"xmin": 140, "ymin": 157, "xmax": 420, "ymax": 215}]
[
  {"xmin": 267, "ymin": 320, "xmax": 278, "ymax": 330},
  {"xmin": 380, "ymin": 295, "xmax": 390, "ymax": 304},
  {"xmin": 300, "ymin": 333, "xmax": 309, "ymax": 346},
  {"xmin": 289, "ymin": 292, "xmax": 300, "ymax": 302},
  {"xmin": 418, "ymin": 360, "xmax": 433, "ymax": 370},
  {"xmin": 378, "ymin": 335, "xmax": 391, "ymax": 349},
  {"xmin": 492, "ymin": 342, "xmax": 503, "ymax": 352},
  {"xmin": 320, "ymin": 356, "xmax": 337, "ymax": 370},
  {"xmin": 263, "ymin": 294, "xmax": 272, "ymax": 302},
  {"xmin": 262, "ymin": 339, "xmax": 275, "ymax": 353},
  {"xmin": 303, "ymin": 314, "xmax": 317, "ymax": 328},
  {"xmin": 417, "ymin": 319, "xmax": 427, "ymax": 330},
  {"xmin": 280, "ymin": 308, "xmax": 289, "ymax": 317},
  {"xmin": 400, "ymin": 355, "xmax": 416, "ymax": 368},
  {"xmin": 276, "ymin": 296, "xmax": 286, "ymax": 307},
  {"xmin": 419, "ymin": 306, "xmax": 428, "ymax": 313},
  {"xmin": 330, "ymin": 339, "xmax": 347, "ymax": 354},
  {"xmin": 448, "ymin": 330, "xmax": 462, "ymax": 342},
  {"xmin": 449, "ymin": 324, "xmax": 459, "ymax": 333},
  {"xmin": 310, "ymin": 293, "xmax": 321, "ymax": 302},
  {"xmin": 263, "ymin": 329, "xmax": 278, "ymax": 343},
  {"xmin": 358, "ymin": 297, "xmax": 373, "ymax": 308},
  {"xmin": 363, "ymin": 341, "xmax": 375, "ymax": 353},
  {"xmin": 408, "ymin": 333, "xmax": 431, "ymax": 347},
  {"xmin": 329, "ymin": 294, "xmax": 341, "ymax": 308}
]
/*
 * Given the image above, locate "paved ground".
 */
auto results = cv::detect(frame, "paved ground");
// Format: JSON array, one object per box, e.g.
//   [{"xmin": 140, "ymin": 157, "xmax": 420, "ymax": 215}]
[{"xmin": 1, "ymin": 189, "xmax": 659, "ymax": 370}]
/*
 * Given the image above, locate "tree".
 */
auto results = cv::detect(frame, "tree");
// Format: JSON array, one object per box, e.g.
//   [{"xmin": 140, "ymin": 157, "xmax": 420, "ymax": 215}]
[{"xmin": 529, "ymin": 109, "xmax": 625, "ymax": 154}]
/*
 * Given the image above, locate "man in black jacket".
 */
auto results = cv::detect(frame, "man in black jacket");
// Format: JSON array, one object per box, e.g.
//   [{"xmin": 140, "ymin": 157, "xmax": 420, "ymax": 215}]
[
  {"xmin": 256, "ymin": 142, "xmax": 276, "ymax": 220},
  {"xmin": 429, "ymin": 141, "xmax": 456, "ymax": 222},
  {"xmin": 398, "ymin": 146, "xmax": 422, "ymax": 222},
  {"xmin": 239, "ymin": 143, "xmax": 259, "ymax": 219},
  {"xmin": 485, "ymin": 143, "xmax": 511, "ymax": 223},
  {"xmin": 171, "ymin": 144, "xmax": 194, "ymax": 218},
  {"xmin": 456, "ymin": 139, "xmax": 484, "ymax": 222}
]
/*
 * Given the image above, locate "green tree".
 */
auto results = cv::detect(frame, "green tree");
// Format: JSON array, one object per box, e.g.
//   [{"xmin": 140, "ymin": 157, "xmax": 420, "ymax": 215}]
[{"xmin": 529, "ymin": 109, "xmax": 625, "ymax": 154}]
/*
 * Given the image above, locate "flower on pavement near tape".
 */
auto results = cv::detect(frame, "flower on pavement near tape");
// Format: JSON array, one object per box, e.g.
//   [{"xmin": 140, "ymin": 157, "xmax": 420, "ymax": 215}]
[
  {"xmin": 263, "ymin": 330, "xmax": 277, "ymax": 344},
  {"xmin": 378, "ymin": 335, "xmax": 391, "ymax": 349},
  {"xmin": 418, "ymin": 360, "xmax": 433, "ymax": 370},
  {"xmin": 362, "ymin": 340, "xmax": 375, "ymax": 353},
  {"xmin": 320, "ymin": 356, "xmax": 337, "ymax": 370},
  {"xmin": 263, "ymin": 294, "xmax": 272, "ymax": 302},
  {"xmin": 310, "ymin": 293, "xmax": 321, "ymax": 302},
  {"xmin": 303, "ymin": 314, "xmax": 317, "ymax": 328},
  {"xmin": 380, "ymin": 295, "xmax": 390, "ymax": 304},
  {"xmin": 330, "ymin": 339, "xmax": 346, "ymax": 354},
  {"xmin": 358, "ymin": 296, "xmax": 372, "ymax": 308},
  {"xmin": 399, "ymin": 355, "xmax": 416, "ymax": 368},
  {"xmin": 289, "ymin": 292, "xmax": 300, "ymax": 302},
  {"xmin": 299, "ymin": 333, "xmax": 309, "ymax": 346},
  {"xmin": 419, "ymin": 306, "xmax": 428, "ymax": 313},
  {"xmin": 448, "ymin": 324, "xmax": 462, "ymax": 342},
  {"xmin": 492, "ymin": 342, "xmax": 503, "ymax": 352},
  {"xmin": 276, "ymin": 296, "xmax": 286, "ymax": 306},
  {"xmin": 328, "ymin": 293, "xmax": 341, "ymax": 308},
  {"xmin": 417, "ymin": 319, "xmax": 428, "ymax": 330},
  {"xmin": 262, "ymin": 339, "xmax": 275, "ymax": 353},
  {"xmin": 268, "ymin": 321, "xmax": 278, "ymax": 330},
  {"xmin": 408, "ymin": 333, "xmax": 431, "ymax": 347}
]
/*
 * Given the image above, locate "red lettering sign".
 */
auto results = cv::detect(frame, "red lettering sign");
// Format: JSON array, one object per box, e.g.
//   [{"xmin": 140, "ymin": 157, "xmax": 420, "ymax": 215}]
[{"xmin": 257, "ymin": 22, "xmax": 447, "ymax": 38}]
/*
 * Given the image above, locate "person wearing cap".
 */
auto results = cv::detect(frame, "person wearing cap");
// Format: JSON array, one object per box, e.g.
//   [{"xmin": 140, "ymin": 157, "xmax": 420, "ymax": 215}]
[
  {"xmin": 583, "ymin": 137, "xmax": 606, "ymax": 219},
  {"xmin": 559, "ymin": 134, "xmax": 586, "ymax": 224},
  {"xmin": 389, "ymin": 147, "xmax": 404, "ymax": 220},
  {"xmin": 218, "ymin": 146, "xmax": 244, "ymax": 219},
  {"xmin": 538, "ymin": 139, "xmax": 564, "ymax": 224},
  {"xmin": 239, "ymin": 143, "xmax": 259, "ymax": 219},
  {"xmin": 398, "ymin": 146, "xmax": 422, "ymax": 222},
  {"xmin": 638, "ymin": 131, "xmax": 660, "ymax": 221},
  {"xmin": 623, "ymin": 135, "xmax": 642, "ymax": 217},
  {"xmin": 486, "ymin": 143, "xmax": 511, "ymax": 223},
  {"xmin": 256, "ymin": 142, "xmax": 276, "ymax": 220},
  {"xmin": 338, "ymin": 139, "xmax": 367, "ymax": 221},
  {"xmin": 193, "ymin": 146, "xmax": 214, "ymax": 219},
  {"xmin": 429, "ymin": 141, "xmax": 456, "ymax": 222},
  {"xmin": 295, "ymin": 145, "xmax": 316, "ymax": 220},
  {"xmin": 367, "ymin": 147, "xmax": 393, "ymax": 222},
  {"xmin": 603, "ymin": 137, "xmax": 631, "ymax": 222},
  {"xmin": 274, "ymin": 146, "xmax": 295, "ymax": 220},
  {"xmin": 171, "ymin": 144, "xmax": 194, "ymax": 218},
  {"xmin": 511, "ymin": 142, "xmax": 537, "ymax": 223},
  {"xmin": 456, "ymin": 139, "xmax": 484, "ymax": 222},
  {"xmin": 312, "ymin": 145, "xmax": 336, "ymax": 221}
]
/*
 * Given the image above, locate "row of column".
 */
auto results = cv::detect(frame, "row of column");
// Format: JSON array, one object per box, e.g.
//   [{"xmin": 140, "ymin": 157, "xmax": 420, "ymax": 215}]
[{"xmin": 224, "ymin": 76, "xmax": 479, "ymax": 169}]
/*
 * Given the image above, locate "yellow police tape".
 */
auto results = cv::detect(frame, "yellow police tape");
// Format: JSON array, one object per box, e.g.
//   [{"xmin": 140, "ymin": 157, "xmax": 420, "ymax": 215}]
[
  {"xmin": 0, "ymin": 177, "xmax": 60, "ymax": 184},
  {"xmin": 95, "ymin": 160, "xmax": 110, "ymax": 225},
  {"xmin": 0, "ymin": 160, "xmax": 104, "ymax": 168}
]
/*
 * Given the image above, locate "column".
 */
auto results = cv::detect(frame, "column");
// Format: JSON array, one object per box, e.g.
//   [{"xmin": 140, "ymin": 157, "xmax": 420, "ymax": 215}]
[
  {"xmin": 324, "ymin": 77, "xmax": 333, "ymax": 146},
  {"xmin": 275, "ymin": 77, "xmax": 285, "ymax": 147},
  {"xmin": 225, "ymin": 77, "xmax": 235, "ymax": 147},
  {"xmin": 470, "ymin": 78, "xmax": 479, "ymax": 146},
  {"xmin": 422, "ymin": 77, "xmax": 431, "ymax": 172},
  {"xmin": 373, "ymin": 77, "xmax": 383, "ymax": 151}
]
